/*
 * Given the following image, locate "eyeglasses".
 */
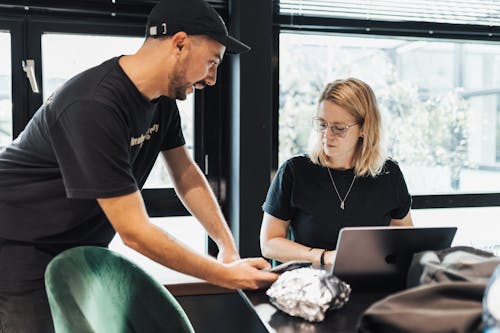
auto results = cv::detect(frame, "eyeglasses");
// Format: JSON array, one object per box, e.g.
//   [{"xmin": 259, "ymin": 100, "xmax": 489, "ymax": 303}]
[{"xmin": 312, "ymin": 117, "xmax": 359, "ymax": 138}]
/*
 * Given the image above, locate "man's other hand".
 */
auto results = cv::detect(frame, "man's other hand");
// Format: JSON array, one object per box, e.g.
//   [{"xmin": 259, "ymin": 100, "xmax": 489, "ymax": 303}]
[{"xmin": 217, "ymin": 247, "xmax": 240, "ymax": 263}]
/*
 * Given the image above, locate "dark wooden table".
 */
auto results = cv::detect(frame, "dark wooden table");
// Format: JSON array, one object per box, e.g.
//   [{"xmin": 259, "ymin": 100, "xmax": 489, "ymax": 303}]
[
  {"xmin": 167, "ymin": 282, "xmax": 267, "ymax": 333},
  {"xmin": 167, "ymin": 282, "xmax": 391, "ymax": 333},
  {"xmin": 241, "ymin": 288, "xmax": 391, "ymax": 333}
]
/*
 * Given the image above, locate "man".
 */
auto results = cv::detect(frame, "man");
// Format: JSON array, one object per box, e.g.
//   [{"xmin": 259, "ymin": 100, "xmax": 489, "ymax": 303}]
[{"xmin": 0, "ymin": 0, "xmax": 278, "ymax": 331}]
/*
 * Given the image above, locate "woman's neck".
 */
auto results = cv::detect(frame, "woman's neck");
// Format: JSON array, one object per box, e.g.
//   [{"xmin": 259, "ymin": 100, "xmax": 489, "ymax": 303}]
[{"xmin": 325, "ymin": 157, "xmax": 354, "ymax": 170}]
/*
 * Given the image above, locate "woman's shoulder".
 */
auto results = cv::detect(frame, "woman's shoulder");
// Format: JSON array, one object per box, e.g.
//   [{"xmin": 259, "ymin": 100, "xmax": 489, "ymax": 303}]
[
  {"xmin": 284, "ymin": 154, "xmax": 316, "ymax": 168},
  {"xmin": 380, "ymin": 158, "xmax": 404, "ymax": 177},
  {"xmin": 279, "ymin": 154, "xmax": 319, "ymax": 174},
  {"xmin": 384, "ymin": 158, "xmax": 400, "ymax": 169},
  {"xmin": 287, "ymin": 154, "xmax": 310, "ymax": 163}
]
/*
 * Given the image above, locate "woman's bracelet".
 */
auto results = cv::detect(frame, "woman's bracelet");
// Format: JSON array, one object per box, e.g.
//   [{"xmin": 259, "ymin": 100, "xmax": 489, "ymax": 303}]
[{"xmin": 320, "ymin": 249, "xmax": 327, "ymax": 266}]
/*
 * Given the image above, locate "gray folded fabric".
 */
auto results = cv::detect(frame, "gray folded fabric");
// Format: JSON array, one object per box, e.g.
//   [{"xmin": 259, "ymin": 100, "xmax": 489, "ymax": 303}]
[
  {"xmin": 359, "ymin": 246, "xmax": 500, "ymax": 333},
  {"xmin": 483, "ymin": 265, "xmax": 500, "ymax": 332},
  {"xmin": 407, "ymin": 246, "xmax": 500, "ymax": 287},
  {"xmin": 358, "ymin": 282, "xmax": 485, "ymax": 333}
]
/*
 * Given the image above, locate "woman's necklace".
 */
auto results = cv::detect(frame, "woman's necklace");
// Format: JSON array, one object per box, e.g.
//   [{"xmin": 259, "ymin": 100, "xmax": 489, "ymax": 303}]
[{"xmin": 327, "ymin": 168, "xmax": 356, "ymax": 210}]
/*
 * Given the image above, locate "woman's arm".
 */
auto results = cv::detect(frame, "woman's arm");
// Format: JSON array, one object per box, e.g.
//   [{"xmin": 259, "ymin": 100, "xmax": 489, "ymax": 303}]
[
  {"xmin": 260, "ymin": 212, "xmax": 328, "ymax": 266},
  {"xmin": 390, "ymin": 211, "xmax": 413, "ymax": 227}
]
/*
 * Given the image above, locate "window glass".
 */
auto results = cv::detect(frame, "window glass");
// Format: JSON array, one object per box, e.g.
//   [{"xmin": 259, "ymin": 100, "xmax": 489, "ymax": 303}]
[
  {"xmin": 279, "ymin": 32, "xmax": 500, "ymax": 195},
  {"xmin": 42, "ymin": 34, "xmax": 143, "ymax": 100},
  {"xmin": 109, "ymin": 216, "xmax": 207, "ymax": 283},
  {"xmin": 0, "ymin": 31, "xmax": 12, "ymax": 148},
  {"xmin": 41, "ymin": 33, "xmax": 194, "ymax": 188},
  {"xmin": 42, "ymin": 34, "xmax": 204, "ymax": 269},
  {"xmin": 143, "ymin": 97, "xmax": 194, "ymax": 189},
  {"xmin": 278, "ymin": 0, "xmax": 500, "ymax": 27},
  {"xmin": 413, "ymin": 207, "xmax": 500, "ymax": 256}
]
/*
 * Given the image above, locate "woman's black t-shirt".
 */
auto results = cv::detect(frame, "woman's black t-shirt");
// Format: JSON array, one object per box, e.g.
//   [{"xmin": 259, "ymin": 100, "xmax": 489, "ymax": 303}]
[{"xmin": 262, "ymin": 155, "xmax": 411, "ymax": 250}]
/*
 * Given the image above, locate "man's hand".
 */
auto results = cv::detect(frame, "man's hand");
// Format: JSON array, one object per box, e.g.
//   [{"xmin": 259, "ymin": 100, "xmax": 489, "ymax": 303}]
[{"xmin": 218, "ymin": 258, "xmax": 279, "ymax": 290}]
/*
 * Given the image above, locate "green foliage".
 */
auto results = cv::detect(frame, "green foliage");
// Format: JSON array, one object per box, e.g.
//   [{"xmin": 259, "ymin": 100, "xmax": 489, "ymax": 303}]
[{"xmin": 279, "ymin": 41, "xmax": 471, "ymax": 189}]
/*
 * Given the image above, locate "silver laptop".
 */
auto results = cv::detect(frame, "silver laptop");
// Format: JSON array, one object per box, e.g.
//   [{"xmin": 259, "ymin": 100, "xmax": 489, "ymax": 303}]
[{"xmin": 332, "ymin": 226, "xmax": 457, "ymax": 290}]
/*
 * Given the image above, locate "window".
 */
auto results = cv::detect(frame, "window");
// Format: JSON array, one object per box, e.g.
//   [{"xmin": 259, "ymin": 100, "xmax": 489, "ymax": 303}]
[
  {"xmin": 109, "ymin": 216, "xmax": 207, "ymax": 283},
  {"xmin": 279, "ymin": 33, "xmax": 500, "ymax": 196},
  {"xmin": 413, "ymin": 207, "xmax": 500, "ymax": 256},
  {"xmin": 275, "ymin": 0, "xmax": 500, "ymax": 251},
  {"xmin": 0, "ymin": 31, "xmax": 11, "ymax": 147},
  {"xmin": 0, "ymin": 0, "xmax": 229, "ymax": 281},
  {"xmin": 42, "ymin": 34, "xmax": 143, "ymax": 100},
  {"xmin": 143, "ymin": 97, "xmax": 194, "ymax": 189},
  {"xmin": 278, "ymin": 0, "xmax": 500, "ymax": 26},
  {"xmin": 40, "ymin": 32, "xmax": 206, "ymax": 274},
  {"xmin": 41, "ymin": 33, "xmax": 195, "ymax": 189}
]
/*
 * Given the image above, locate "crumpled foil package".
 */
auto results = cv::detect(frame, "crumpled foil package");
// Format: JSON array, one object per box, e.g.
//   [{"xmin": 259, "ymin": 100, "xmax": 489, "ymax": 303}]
[{"xmin": 266, "ymin": 267, "xmax": 351, "ymax": 322}]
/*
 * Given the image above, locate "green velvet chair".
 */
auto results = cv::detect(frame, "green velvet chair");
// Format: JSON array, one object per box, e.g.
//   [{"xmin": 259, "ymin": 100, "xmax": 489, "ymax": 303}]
[{"xmin": 45, "ymin": 246, "xmax": 195, "ymax": 333}]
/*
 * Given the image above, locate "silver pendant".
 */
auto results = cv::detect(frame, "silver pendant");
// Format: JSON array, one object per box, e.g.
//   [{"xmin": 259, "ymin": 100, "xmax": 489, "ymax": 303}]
[{"xmin": 340, "ymin": 201, "xmax": 345, "ymax": 210}]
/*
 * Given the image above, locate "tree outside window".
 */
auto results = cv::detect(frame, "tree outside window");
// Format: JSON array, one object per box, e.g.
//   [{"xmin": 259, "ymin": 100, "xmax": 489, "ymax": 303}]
[{"xmin": 279, "ymin": 33, "xmax": 500, "ymax": 195}]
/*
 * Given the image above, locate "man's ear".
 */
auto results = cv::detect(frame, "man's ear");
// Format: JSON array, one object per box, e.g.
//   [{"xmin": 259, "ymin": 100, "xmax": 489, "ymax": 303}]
[{"xmin": 171, "ymin": 31, "xmax": 188, "ymax": 52}]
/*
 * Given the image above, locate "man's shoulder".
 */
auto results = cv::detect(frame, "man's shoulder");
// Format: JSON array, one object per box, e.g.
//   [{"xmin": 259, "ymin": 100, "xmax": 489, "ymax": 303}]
[
  {"xmin": 64, "ymin": 57, "xmax": 118, "ymax": 89},
  {"xmin": 47, "ymin": 57, "xmax": 119, "ymax": 107}
]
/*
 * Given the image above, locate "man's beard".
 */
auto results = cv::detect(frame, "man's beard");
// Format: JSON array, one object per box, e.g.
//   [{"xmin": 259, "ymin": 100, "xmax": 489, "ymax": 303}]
[
  {"xmin": 173, "ymin": 85, "xmax": 188, "ymax": 100},
  {"xmin": 169, "ymin": 62, "xmax": 207, "ymax": 100},
  {"xmin": 169, "ymin": 67, "xmax": 190, "ymax": 100}
]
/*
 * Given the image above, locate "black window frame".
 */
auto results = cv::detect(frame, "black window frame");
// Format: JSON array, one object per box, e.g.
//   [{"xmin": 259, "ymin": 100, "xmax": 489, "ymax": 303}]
[
  {"xmin": 273, "ymin": 6, "xmax": 500, "ymax": 210},
  {"xmin": 0, "ymin": 14, "xmax": 26, "ymax": 138}
]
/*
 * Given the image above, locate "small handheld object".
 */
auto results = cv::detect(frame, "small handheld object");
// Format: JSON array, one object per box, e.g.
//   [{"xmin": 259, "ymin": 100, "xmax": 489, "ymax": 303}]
[{"xmin": 265, "ymin": 260, "xmax": 312, "ymax": 274}]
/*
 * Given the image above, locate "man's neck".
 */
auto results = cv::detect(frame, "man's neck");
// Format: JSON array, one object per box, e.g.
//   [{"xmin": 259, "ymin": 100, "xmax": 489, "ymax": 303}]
[{"xmin": 118, "ymin": 52, "xmax": 170, "ymax": 101}]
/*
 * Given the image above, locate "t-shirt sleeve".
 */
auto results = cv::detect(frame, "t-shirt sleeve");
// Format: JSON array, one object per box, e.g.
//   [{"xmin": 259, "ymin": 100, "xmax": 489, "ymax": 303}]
[
  {"xmin": 160, "ymin": 100, "xmax": 185, "ymax": 151},
  {"xmin": 389, "ymin": 161, "xmax": 412, "ymax": 219},
  {"xmin": 48, "ymin": 101, "xmax": 138, "ymax": 199},
  {"xmin": 262, "ymin": 160, "xmax": 295, "ymax": 221}
]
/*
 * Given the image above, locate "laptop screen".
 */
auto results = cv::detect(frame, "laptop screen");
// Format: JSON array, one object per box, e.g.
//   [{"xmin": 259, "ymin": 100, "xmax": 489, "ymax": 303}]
[{"xmin": 332, "ymin": 226, "xmax": 457, "ymax": 290}]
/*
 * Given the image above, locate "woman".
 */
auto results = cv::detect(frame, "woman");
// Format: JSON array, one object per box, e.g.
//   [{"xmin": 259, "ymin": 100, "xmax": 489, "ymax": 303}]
[{"xmin": 260, "ymin": 78, "xmax": 413, "ymax": 267}]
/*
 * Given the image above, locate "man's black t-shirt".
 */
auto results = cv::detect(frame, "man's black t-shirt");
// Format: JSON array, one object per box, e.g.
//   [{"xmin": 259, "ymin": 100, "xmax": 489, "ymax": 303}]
[
  {"xmin": 262, "ymin": 155, "xmax": 411, "ymax": 250},
  {"xmin": 0, "ymin": 57, "xmax": 185, "ymax": 252}
]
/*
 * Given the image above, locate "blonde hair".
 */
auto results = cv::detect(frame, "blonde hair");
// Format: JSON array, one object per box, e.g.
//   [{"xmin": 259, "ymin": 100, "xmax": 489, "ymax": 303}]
[{"xmin": 308, "ymin": 78, "xmax": 386, "ymax": 177}]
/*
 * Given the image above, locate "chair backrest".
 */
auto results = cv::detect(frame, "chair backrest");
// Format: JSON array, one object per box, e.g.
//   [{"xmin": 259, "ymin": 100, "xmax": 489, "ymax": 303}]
[{"xmin": 45, "ymin": 246, "xmax": 195, "ymax": 333}]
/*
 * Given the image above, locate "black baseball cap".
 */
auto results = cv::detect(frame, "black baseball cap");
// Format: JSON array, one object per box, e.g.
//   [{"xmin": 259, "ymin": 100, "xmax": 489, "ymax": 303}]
[{"xmin": 146, "ymin": 0, "xmax": 250, "ymax": 54}]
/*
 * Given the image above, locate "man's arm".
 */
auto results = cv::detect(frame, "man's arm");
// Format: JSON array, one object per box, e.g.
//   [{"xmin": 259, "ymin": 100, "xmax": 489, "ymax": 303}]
[
  {"xmin": 97, "ymin": 191, "xmax": 277, "ymax": 289},
  {"xmin": 161, "ymin": 146, "xmax": 238, "ymax": 262}
]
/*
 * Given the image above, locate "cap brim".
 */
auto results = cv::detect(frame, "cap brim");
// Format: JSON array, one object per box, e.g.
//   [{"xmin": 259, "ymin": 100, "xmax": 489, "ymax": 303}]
[{"xmin": 210, "ymin": 34, "xmax": 251, "ymax": 54}]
